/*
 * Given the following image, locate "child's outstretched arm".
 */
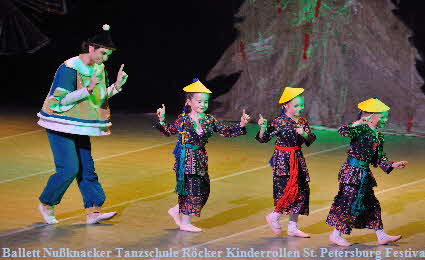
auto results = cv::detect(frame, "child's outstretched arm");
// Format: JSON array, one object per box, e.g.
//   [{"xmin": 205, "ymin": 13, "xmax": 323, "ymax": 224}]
[
  {"xmin": 391, "ymin": 161, "xmax": 409, "ymax": 169},
  {"xmin": 378, "ymin": 157, "xmax": 408, "ymax": 173},
  {"xmin": 338, "ymin": 115, "xmax": 372, "ymax": 138},
  {"xmin": 376, "ymin": 138, "xmax": 408, "ymax": 173},
  {"xmin": 212, "ymin": 110, "xmax": 249, "ymax": 138},
  {"xmin": 154, "ymin": 104, "xmax": 179, "ymax": 136}
]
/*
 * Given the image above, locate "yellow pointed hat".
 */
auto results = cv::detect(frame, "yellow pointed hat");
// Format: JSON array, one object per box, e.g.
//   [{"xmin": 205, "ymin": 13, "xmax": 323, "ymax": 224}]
[
  {"xmin": 278, "ymin": 87, "xmax": 304, "ymax": 103},
  {"xmin": 357, "ymin": 97, "xmax": 390, "ymax": 113},
  {"xmin": 183, "ymin": 78, "xmax": 212, "ymax": 93}
]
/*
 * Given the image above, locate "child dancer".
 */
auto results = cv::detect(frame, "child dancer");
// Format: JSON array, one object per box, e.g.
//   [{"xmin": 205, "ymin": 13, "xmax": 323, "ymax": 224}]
[
  {"xmin": 326, "ymin": 97, "xmax": 408, "ymax": 246},
  {"xmin": 155, "ymin": 78, "xmax": 250, "ymax": 232},
  {"xmin": 256, "ymin": 87, "xmax": 316, "ymax": 237}
]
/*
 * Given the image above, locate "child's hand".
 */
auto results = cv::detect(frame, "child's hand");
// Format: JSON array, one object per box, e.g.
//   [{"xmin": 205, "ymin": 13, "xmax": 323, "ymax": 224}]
[
  {"xmin": 157, "ymin": 104, "xmax": 166, "ymax": 122},
  {"xmin": 240, "ymin": 109, "xmax": 251, "ymax": 127},
  {"xmin": 295, "ymin": 125, "xmax": 306, "ymax": 136},
  {"xmin": 392, "ymin": 161, "xmax": 408, "ymax": 169},
  {"xmin": 258, "ymin": 114, "xmax": 268, "ymax": 129},
  {"xmin": 353, "ymin": 115, "xmax": 373, "ymax": 126}
]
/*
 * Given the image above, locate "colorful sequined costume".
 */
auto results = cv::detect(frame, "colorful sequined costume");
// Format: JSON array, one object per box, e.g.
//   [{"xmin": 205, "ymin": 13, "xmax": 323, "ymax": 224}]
[
  {"xmin": 326, "ymin": 124, "xmax": 394, "ymax": 234},
  {"xmin": 155, "ymin": 114, "xmax": 246, "ymax": 217},
  {"xmin": 256, "ymin": 115, "xmax": 316, "ymax": 215}
]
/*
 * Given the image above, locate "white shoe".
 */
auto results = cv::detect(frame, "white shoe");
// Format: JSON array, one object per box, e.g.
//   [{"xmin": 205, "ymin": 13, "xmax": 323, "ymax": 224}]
[
  {"xmin": 288, "ymin": 229, "xmax": 310, "ymax": 238},
  {"xmin": 378, "ymin": 234, "xmax": 402, "ymax": 245},
  {"xmin": 329, "ymin": 233, "xmax": 352, "ymax": 246},
  {"xmin": 38, "ymin": 204, "xmax": 59, "ymax": 224},
  {"xmin": 266, "ymin": 213, "xmax": 282, "ymax": 235},
  {"xmin": 168, "ymin": 207, "xmax": 181, "ymax": 226},
  {"xmin": 86, "ymin": 212, "xmax": 117, "ymax": 224},
  {"xmin": 179, "ymin": 224, "xmax": 202, "ymax": 232}
]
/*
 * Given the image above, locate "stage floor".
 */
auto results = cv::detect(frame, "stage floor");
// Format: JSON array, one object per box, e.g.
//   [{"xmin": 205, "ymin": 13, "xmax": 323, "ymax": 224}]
[{"xmin": 1, "ymin": 108, "xmax": 424, "ymax": 260}]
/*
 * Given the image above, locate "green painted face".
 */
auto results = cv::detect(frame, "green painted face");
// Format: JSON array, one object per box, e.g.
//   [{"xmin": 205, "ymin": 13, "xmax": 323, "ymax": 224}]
[
  {"xmin": 377, "ymin": 110, "xmax": 389, "ymax": 128},
  {"xmin": 284, "ymin": 95, "xmax": 305, "ymax": 117},
  {"xmin": 187, "ymin": 93, "xmax": 210, "ymax": 114}
]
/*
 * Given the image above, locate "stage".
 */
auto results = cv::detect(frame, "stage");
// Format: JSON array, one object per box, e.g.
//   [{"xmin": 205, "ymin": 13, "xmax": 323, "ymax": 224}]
[{"xmin": 0, "ymin": 108, "xmax": 424, "ymax": 259}]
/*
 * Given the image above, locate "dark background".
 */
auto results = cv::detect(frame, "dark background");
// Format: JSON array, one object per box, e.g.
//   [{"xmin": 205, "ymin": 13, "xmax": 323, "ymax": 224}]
[{"xmin": 1, "ymin": 0, "xmax": 424, "ymax": 114}]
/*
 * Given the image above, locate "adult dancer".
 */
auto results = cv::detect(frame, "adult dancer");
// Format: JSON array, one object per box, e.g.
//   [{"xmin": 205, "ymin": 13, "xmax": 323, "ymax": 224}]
[{"xmin": 37, "ymin": 24, "xmax": 128, "ymax": 224}]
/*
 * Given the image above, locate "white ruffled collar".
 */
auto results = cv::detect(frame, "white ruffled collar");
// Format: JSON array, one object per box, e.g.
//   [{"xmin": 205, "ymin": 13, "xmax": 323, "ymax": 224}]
[{"xmin": 64, "ymin": 56, "xmax": 104, "ymax": 76}]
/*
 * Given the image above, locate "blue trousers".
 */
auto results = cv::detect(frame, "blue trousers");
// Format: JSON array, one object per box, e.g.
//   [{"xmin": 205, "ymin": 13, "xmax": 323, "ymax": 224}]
[{"xmin": 39, "ymin": 130, "xmax": 106, "ymax": 208}]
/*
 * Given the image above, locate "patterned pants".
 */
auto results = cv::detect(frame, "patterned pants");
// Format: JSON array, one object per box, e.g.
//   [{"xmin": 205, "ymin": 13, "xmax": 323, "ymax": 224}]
[
  {"xmin": 178, "ymin": 174, "xmax": 210, "ymax": 217},
  {"xmin": 326, "ymin": 184, "xmax": 383, "ymax": 234},
  {"xmin": 273, "ymin": 174, "xmax": 310, "ymax": 215}
]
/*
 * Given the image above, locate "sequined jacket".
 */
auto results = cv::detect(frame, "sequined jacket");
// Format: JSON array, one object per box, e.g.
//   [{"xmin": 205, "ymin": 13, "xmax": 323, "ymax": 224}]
[
  {"xmin": 255, "ymin": 115, "xmax": 316, "ymax": 181},
  {"xmin": 155, "ymin": 114, "xmax": 247, "ymax": 176},
  {"xmin": 337, "ymin": 124, "xmax": 394, "ymax": 186}
]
